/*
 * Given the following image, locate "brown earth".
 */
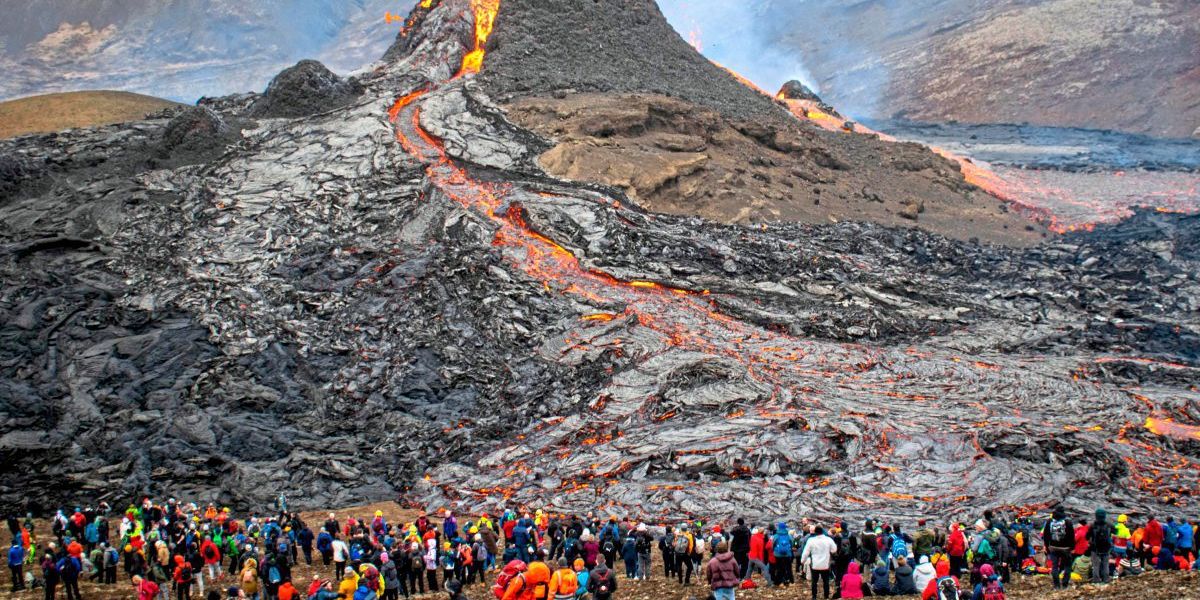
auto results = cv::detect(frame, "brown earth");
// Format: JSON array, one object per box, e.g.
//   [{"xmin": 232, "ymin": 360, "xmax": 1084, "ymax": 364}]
[
  {"xmin": 2, "ymin": 502, "xmax": 1197, "ymax": 600},
  {"xmin": 505, "ymin": 93, "xmax": 1047, "ymax": 246},
  {"xmin": 0, "ymin": 91, "xmax": 180, "ymax": 139}
]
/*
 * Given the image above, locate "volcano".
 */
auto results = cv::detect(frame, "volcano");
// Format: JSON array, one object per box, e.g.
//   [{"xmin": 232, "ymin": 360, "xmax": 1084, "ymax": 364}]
[{"xmin": 1, "ymin": 0, "xmax": 1198, "ymax": 522}]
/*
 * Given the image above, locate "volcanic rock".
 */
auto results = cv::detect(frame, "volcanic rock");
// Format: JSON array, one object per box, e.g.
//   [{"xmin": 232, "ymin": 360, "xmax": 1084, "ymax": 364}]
[
  {"xmin": 157, "ymin": 106, "xmax": 238, "ymax": 163},
  {"xmin": 247, "ymin": 59, "xmax": 364, "ymax": 119}
]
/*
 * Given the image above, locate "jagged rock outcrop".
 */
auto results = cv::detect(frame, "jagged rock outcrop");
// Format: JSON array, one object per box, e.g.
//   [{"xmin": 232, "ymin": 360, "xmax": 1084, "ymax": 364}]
[{"xmin": 247, "ymin": 60, "xmax": 364, "ymax": 119}]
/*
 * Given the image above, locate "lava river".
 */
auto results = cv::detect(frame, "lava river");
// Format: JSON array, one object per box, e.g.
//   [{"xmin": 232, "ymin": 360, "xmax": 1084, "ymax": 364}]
[{"xmin": 386, "ymin": 0, "xmax": 1200, "ymax": 520}]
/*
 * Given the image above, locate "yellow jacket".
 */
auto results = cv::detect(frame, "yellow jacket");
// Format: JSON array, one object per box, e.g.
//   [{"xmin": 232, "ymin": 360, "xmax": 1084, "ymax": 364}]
[{"xmin": 337, "ymin": 572, "xmax": 359, "ymax": 599}]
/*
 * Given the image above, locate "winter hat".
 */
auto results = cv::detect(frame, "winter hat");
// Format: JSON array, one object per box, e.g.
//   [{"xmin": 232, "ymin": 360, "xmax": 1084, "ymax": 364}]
[
  {"xmin": 1118, "ymin": 514, "xmax": 1128, "ymax": 524},
  {"xmin": 380, "ymin": 553, "xmax": 389, "ymax": 563},
  {"xmin": 980, "ymin": 564, "xmax": 995, "ymax": 578}
]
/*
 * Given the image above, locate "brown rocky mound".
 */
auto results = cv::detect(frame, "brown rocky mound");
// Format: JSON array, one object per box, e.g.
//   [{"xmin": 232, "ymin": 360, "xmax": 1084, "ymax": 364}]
[
  {"xmin": 0, "ymin": 91, "xmax": 180, "ymax": 139},
  {"xmin": 506, "ymin": 92, "xmax": 1045, "ymax": 246}
]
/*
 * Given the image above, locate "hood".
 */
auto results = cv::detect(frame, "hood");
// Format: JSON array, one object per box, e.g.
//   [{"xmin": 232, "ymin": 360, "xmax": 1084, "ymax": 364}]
[
  {"xmin": 776, "ymin": 523, "xmax": 789, "ymax": 535},
  {"xmin": 715, "ymin": 551, "xmax": 735, "ymax": 563},
  {"xmin": 848, "ymin": 562, "xmax": 860, "ymax": 575},
  {"xmin": 935, "ymin": 560, "xmax": 949, "ymax": 577},
  {"xmin": 915, "ymin": 562, "xmax": 935, "ymax": 575},
  {"xmin": 174, "ymin": 555, "xmax": 184, "ymax": 566},
  {"xmin": 980, "ymin": 563, "xmax": 994, "ymax": 578}
]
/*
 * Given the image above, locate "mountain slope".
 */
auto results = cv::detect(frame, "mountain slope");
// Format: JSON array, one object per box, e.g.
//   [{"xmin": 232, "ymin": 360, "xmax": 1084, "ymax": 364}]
[
  {"xmin": 0, "ymin": 91, "xmax": 180, "ymax": 138},
  {"xmin": 764, "ymin": 0, "xmax": 1199, "ymax": 138}
]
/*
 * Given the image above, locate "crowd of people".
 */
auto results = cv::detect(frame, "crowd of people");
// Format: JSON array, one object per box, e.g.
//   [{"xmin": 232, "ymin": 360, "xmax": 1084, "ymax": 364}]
[{"xmin": 5, "ymin": 497, "xmax": 1199, "ymax": 600}]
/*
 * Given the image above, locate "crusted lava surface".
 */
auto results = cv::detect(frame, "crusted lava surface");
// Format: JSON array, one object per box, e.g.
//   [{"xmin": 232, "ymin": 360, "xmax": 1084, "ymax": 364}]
[{"xmin": 1, "ymin": 0, "xmax": 1198, "ymax": 522}]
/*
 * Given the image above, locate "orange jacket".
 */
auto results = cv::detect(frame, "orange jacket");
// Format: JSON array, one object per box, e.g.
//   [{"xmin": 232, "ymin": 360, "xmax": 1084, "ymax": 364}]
[
  {"xmin": 548, "ymin": 567, "xmax": 578, "ymax": 597},
  {"xmin": 503, "ymin": 561, "xmax": 551, "ymax": 600}
]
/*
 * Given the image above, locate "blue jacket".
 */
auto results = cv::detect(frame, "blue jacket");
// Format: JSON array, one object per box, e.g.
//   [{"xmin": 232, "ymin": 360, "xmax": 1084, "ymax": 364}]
[
  {"xmin": 8, "ymin": 545, "xmax": 24, "ymax": 567},
  {"xmin": 772, "ymin": 524, "xmax": 793, "ymax": 557},
  {"xmin": 353, "ymin": 584, "xmax": 377, "ymax": 600},
  {"xmin": 870, "ymin": 564, "xmax": 890, "ymax": 593},
  {"xmin": 317, "ymin": 531, "xmax": 333, "ymax": 552},
  {"xmin": 620, "ymin": 538, "xmax": 637, "ymax": 562},
  {"xmin": 1176, "ymin": 523, "xmax": 1193, "ymax": 550}
]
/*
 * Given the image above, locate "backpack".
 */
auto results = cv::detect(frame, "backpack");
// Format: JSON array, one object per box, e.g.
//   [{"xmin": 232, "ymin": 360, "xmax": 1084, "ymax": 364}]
[
  {"xmin": 891, "ymin": 537, "xmax": 908, "ymax": 559},
  {"xmin": 268, "ymin": 565, "xmax": 281, "ymax": 585},
  {"xmin": 492, "ymin": 560, "xmax": 528, "ymax": 600},
  {"xmin": 106, "ymin": 548, "xmax": 119, "ymax": 566},
  {"xmin": 773, "ymin": 534, "xmax": 792, "ymax": 557},
  {"xmin": 984, "ymin": 529, "xmax": 1001, "ymax": 546},
  {"xmin": 601, "ymin": 539, "xmax": 615, "ymax": 555},
  {"xmin": 180, "ymin": 565, "xmax": 193, "ymax": 584},
  {"xmin": 982, "ymin": 579, "xmax": 1005, "ymax": 600},
  {"xmin": 204, "ymin": 545, "xmax": 216, "ymax": 560},
  {"xmin": 554, "ymin": 569, "xmax": 578, "ymax": 596},
  {"xmin": 977, "ymin": 538, "xmax": 995, "ymax": 560},
  {"xmin": 693, "ymin": 538, "xmax": 706, "ymax": 555},
  {"xmin": 241, "ymin": 569, "xmax": 256, "ymax": 585},
  {"xmin": 410, "ymin": 552, "xmax": 424, "ymax": 571},
  {"xmin": 593, "ymin": 568, "xmax": 614, "ymax": 596},
  {"xmin": 673, "ymin": 534, "xmax": 691, "ymax": 555},
  {"xmin": 936, "ymin": 576, "xmax": 959, "ymax": 600}
]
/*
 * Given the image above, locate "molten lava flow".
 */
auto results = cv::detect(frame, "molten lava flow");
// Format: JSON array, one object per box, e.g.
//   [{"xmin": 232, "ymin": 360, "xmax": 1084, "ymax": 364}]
[
  {"xmin": 1145, "ymin": 416, "xmax": 1200, "ymax": 441},
  {"xmin": 390, "ymin": 9, "xmax": 1200, "ymax": 516},
  {"xmin": 459, "ymin": 0, "xmax": 499, "ymax": 75}
]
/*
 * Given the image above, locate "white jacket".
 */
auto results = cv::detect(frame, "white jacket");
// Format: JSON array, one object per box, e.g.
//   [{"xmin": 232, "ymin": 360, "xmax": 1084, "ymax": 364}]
[
  {"xmin": 800, "ymin": 534, "xmax": 838, "ymax": 570},
  {"xmin": 913, "ymin": 558, "xmax": 937, "ymax": 594}
]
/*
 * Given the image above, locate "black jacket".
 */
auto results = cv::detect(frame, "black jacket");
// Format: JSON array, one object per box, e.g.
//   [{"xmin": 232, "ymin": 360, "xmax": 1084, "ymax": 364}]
[{"xmin": 730, "ymin": 525, "xmax": 751, "ymax": 554}]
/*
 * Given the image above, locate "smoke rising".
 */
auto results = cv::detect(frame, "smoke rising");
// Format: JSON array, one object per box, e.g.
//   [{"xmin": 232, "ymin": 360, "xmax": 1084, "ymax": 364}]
[{"xmin": 658, "ymin": 0, "xmax": 819, "ymax": 100}]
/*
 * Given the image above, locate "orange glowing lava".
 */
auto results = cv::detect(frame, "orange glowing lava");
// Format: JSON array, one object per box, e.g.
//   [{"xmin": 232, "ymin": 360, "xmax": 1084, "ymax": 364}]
[
  {"xmin": 1145, "ymin": 416, "xmax": 1200, "ymax": 441},
  {"xmin": 459, "ymin": 0, "xmax": 499, "ymax": 75}
]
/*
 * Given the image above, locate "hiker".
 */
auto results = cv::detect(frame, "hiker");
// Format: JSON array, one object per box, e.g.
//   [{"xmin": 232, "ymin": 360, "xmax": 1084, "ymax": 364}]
[
  {"xmin": 891, "ymin": 556, "xmax": 916, "ymax": 595},
  {"xmin": 744, "ymin": 527, "xmax": 771, "ymax": 586},
  {"xmin": 619, "ymin": 533, "xmax": 637, "ymax": 579},
  {"xmin": 237, "ymin": 557, "xmax": 259, "ymax": 600},
  {"xmin": 705, "ymin": 541, "xmax": 739, "ymax": 600},
  {"xmin": 801, "ymin": 525, "xmax": 837, "ymax": 600},
  {"xmin": 549, "ymin": 558, "xmax": 579, "ymax": 600},
  {"xmin": 57, "ymin": 551, "xmax": 82, "ymax": 600},
  {"xmin": 1088, "ymin": 509, "xmax": 1113, "ymax": 584},
  {"xmin": 134, "ymin": 575, "xmax": 160, "ymax": 600},
  {"xmin": 922, "ymin": 559, "xmax": 960, "ymax": 600},
  {"xmin": 869, "ymin": 558, "xmax": 890, "ymax": 596},
  {"xmin": 633, "ymin": 524, "xmax": 651, "ymax": 581},
  {"xmin": 379, "ymin": 553, "xmax": 400, "ymax": 600},
  {"xmin": 771, "ymin": 522, "xmax": 793, "ymax": 585},
  {"xmin": 970, "ymin": 563, "xmax": 1003, "ymax": 600},
  {"xmin": 1041, "ymin": 507, "xmax": 1074, "ymax": 589},
  {"xmin": 10, "ymin": 539, "xmax": 26, "ymax": 592},
  {"xmin": 946, "ymin": 523, "xmax": 967, "ymax": 578},
  {"xmin": 1142, "ymin": 516, "xmax": 1163, "ymax": 563},
  {"xmin": 586, "ymin": 556, "xmax": 616, "ymax": 600},
  {"xmin": 913, "ymin": 555, "xmax": 936, "ymax": 595}
]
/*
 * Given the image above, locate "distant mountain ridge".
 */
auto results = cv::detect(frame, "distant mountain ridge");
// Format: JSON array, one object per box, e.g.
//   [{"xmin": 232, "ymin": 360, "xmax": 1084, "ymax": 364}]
[
  {"xmin": 0, "ymin": 0, "xmax": 407, "ymax": 103},
  {"xmin": 762, "ymin": 0, "xmax": 1199, "ymax": 138}
]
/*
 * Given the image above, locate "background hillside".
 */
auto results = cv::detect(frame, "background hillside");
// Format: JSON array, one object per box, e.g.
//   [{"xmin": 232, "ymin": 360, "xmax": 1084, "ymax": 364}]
[{"xmin": 3, "ymin": 0, "xmax": 1196, "ymax": 138}]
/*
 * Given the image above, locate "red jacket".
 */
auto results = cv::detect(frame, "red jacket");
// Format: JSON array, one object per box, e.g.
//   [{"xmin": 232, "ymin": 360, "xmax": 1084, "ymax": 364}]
[
  {"xmin": 946, "ymin": 527, "xmax": 966, "ymax": 557},
  {"xmin": 749, "ymin": 533, "xmax": 766, "ymax": 562},
  {"xmin": 136, "ymin": 579, "xmax": 159, "ymax": 600},
  {"xmin": 1073, "ymin": 525, "xmax": 1090, "ymax": 556},
  {"xmin": 1144, "ymin": 519, "xmax": 1164, "ymax": 549},
  {"xmin": 201, "ymin": 540, "xmax": 221, "ymax": 565}
]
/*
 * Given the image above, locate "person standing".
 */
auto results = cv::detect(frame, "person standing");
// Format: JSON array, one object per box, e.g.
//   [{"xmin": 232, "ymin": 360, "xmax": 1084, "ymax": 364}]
[
  {"xmin": 1042, "ymin": 507, "xmax": 1075, "ymax": 590},
  {"xmin": 1088, "ymin": 509, "xmax": 1113, "ymax": 584},
  {"xmin": 800, "ymin": 526, "xmax": 837, "ymax": 600},
  {"xmin": 729, "ymin": 519, "xmax": 751, "ymax": 580},
  {"xmin": 586, "ymin": 556, "xmax": 617, "ymax": 600},
  {"xmin": 331, "ymin": 536, "xmax": 350, "ymax": 580},
  {"xmin": 298, "ymin": 526, "xmax": 314, "ymax": 566},
  {"xmin": 57, "ymin": 552, "xmax": 82, "ymax": 600},
  {"xmin": 705, "ymin": 542, "xmax": 739, "ymax": 600},
  {"xmin": 771, "ymin": 523, "xmax": 794, "ymax": 586},
  {"xmin": 633, "ymin": 525, "xmax": 652, "ymax": 581},
  {"xmin": 9, "ymin": 539, "xmax": 25, "ymax": 592}
]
